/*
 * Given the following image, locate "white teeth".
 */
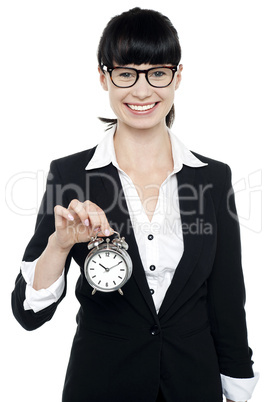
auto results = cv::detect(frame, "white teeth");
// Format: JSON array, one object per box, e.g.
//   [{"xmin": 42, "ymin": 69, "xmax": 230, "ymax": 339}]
[{"xmin": 127, "ymin": 103, "xmax": 156, "ymax": 111}]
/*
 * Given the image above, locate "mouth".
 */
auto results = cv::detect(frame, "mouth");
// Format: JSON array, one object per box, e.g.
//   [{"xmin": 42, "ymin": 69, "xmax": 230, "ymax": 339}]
[{"xmin": 126, "ymin": 103, "xmax": 158, "ymax": 112}]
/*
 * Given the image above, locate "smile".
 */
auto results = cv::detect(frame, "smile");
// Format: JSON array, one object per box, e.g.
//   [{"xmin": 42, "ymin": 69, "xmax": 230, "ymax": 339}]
[{"xmin": 126, "ymin": 103, "xmax": 157, "ymax": 111}]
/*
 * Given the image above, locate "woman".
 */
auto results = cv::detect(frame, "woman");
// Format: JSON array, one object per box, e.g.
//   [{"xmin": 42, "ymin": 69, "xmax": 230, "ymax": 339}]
[{"xmin": 12, "ymin": 7, "xmax": 258, "ymax": 402}]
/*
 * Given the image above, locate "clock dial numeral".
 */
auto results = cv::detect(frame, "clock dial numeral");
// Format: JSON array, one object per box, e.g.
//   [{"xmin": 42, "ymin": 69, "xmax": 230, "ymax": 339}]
[{"xmin": 86, "ymin": 248, "xmax": 130, "ymax": 292}]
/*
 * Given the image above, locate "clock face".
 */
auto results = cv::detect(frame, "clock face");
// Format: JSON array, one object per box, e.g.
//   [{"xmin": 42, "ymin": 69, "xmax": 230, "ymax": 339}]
[{"xmin": 85, "ymin": 249, "xmax": 128, "ymax": 292}]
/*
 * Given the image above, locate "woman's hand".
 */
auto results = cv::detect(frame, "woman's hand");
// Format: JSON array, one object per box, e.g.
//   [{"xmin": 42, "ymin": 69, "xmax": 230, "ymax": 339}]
[
  {"xmin": 53, "ymin": 199, "xmax": 113, "ymax": 251},
  {"xmin": 33, "ymin": 199, "xmax": 113, "ymax": 290}
]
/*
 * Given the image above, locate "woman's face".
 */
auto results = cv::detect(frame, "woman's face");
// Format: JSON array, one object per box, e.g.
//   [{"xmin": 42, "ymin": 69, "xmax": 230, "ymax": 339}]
[{"xmin": 99, "ymin": 63, "xmax": 183, "ymax": 131}]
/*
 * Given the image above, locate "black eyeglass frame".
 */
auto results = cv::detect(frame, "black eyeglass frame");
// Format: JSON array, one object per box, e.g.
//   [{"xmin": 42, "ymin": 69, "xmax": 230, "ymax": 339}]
[{"xmin": 102, "ymin": 65, "xmax": 178, "ymax": 88}]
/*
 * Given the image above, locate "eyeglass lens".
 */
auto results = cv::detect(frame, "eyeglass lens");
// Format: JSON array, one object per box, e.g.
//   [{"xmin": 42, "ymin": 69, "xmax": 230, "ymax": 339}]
[{"xmin": 111, "ymin": 67, "xmax": 174, "ymax": 88}]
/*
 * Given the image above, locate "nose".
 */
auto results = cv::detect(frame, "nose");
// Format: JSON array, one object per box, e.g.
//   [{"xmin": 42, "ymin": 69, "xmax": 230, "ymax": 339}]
[{"xmin": 131, "ymin": 73, "xmax": 153, "ymax": 99}]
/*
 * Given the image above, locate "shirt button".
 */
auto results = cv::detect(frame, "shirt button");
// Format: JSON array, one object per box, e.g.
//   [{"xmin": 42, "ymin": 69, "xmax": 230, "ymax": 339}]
[
  {"xmin": 150, "ymin": 325, "xmax": 160, "ymax": 336},
  {"xmin": 150, "ymin": 265, "xmax": 156, "ymax": 271},
  {"xmin": 150, "ymin": 289, "xmax": 155, "ymax": 295},
  {"xmin": 148, "ymin": 234, "xmax": 154, "ymax": 240}
]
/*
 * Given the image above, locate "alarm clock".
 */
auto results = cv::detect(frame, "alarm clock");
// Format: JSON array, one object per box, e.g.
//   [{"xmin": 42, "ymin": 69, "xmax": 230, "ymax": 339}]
[{"xmin": 84, "ymin": 231, "xmax": 133, "ymax": 295}]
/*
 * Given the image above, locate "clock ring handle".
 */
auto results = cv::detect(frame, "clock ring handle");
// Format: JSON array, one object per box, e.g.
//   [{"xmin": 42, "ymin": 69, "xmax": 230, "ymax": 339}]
[
  {"xmin": 87, "ymin": 229, "xmax": 120, "ymax": 250},
  {"xmin": 111, "ymin": 231, "xmax": 129, "ymax": 250},
  {"xmin": 87, "ymin": 230, "xmax": 129, "ymax": 250}
]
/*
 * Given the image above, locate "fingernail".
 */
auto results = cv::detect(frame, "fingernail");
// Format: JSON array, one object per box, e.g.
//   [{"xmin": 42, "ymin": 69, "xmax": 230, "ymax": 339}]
[
  {"xmin": 84, "ymin": 219, "xmax": 89, "ymax": 227},
  {"xmin": 68, "ymin": 214, "xmax": 74, "ymax": 221},
  {"xmin": 104, "ymin": 229, "xmax": 110, "ymax": 236}
]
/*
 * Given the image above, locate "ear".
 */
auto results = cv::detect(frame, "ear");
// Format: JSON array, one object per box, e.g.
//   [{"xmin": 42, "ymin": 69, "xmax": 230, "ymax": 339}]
[
  {"xmin": 98, "ymin": 66, "xmax": 109, "ymax": 91},
  {"xmin": 175, "ymin": 64, "xmax": 183, "ymax": 90}
]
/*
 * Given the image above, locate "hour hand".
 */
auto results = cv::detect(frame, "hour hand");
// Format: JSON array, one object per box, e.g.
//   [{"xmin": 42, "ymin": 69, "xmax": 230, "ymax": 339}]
[{"xmin": 99, "ymin": 263, "xmax": 109, "ymax": 271}]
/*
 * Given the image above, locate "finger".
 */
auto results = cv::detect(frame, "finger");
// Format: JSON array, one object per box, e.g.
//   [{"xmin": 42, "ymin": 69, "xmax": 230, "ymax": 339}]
[
  {"xmin": 54, "ymin": 205, "xmax": 75, "ymax": 228},
  {"xmin": 68, "ymin": 199, "xmax": 89, "ymax": 226},
  {"xmin": 84, "ymin": 201, "xmax": 112, "ymax": 236}
]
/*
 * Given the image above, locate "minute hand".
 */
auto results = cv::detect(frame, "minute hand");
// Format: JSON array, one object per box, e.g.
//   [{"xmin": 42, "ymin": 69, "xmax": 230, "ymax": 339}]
[{"xmin": 108, "ymin": 261, "xmax": 123, "ymax": 270}]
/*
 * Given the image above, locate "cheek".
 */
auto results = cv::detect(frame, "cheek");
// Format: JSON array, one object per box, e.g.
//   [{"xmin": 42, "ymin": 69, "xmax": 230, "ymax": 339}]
[
  {"xmin": 108, "ymin": 92, "xmax": 121, "ymax": 113},
  {"xmin": 156, "ymin": 85, "xmax": 175, "ymax": 99},
  {"xmin": 160, "ymin": 88, "xmax": 176, "ymax": 108},
  {"xmin": 108, "ymin": 88, "xmax": 128, "ymax": 112}
]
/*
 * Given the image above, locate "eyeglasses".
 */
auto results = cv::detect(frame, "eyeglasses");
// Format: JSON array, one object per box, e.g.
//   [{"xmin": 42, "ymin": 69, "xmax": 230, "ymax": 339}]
[{"xmin": 103, "ymin": 65, "xmax": 178, "ymax": 88}]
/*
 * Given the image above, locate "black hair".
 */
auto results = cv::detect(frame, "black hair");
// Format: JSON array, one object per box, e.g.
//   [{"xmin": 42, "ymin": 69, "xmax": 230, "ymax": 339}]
[{"xmin": 97, "ymin": 7, "xmax": 182, "ymax": 128}]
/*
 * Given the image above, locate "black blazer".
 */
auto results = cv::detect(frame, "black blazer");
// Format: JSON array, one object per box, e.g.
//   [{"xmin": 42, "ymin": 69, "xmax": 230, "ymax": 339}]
[{"xmin": 12, "ymin": 147, "xmax": 254, "ymax": 402}]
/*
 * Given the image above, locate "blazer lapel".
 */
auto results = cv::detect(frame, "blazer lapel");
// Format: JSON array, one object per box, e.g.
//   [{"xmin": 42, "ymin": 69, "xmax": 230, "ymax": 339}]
[
  {"xmin": 88, "ymin": 163, "xmax": 158, "ymax": 318},
  {"xmin": 158, "ymin": 166, "xmax": 205, "ymax": 319}
]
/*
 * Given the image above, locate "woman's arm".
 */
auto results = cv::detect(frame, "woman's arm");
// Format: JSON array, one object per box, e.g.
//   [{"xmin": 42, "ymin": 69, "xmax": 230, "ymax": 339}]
[
  {"xmin": 12, "ymin": 158, "xmax": 112, "ymax": 330},
  {"xmin": 206, "ymin": 163, "xmax": 258, "ymax": 401},
  {"xmin": 207, "ymin": 164, "xmax": 254, "ymax": 378}
]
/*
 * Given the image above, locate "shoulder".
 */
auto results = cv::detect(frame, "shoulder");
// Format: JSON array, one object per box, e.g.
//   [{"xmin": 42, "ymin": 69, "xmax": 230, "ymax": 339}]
[
  {"xmin": 48, "ymin": 147, "xmax": 97, "ymax": 182},
  {"xmin": 192, "ymin": 151, "xmax": 229, "ymax": 171},
  {"xmin": 52, "ymin": 147, "xmax": 97, "ymax": 169},
  {"xmin": 190, "ymin": 151, "xmax": 233, "ymax": 206},
  {"xmin": 191, "ymin": 151, "xmax": 231, "ymax": 183}
]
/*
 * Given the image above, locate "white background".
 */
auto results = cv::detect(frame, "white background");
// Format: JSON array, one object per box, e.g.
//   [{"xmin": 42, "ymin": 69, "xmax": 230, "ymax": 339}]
[{"xmin": 1, "ymin": 0, "xmax": 266, "ymax": 401}]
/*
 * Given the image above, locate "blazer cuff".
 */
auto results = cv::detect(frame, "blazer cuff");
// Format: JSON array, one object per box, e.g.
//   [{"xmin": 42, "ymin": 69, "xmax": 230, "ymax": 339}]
[
  {"xmin": 21, "ymin": 259, "xmax": 65, "ymax": 313},
  {"xmin": 221, "ymin": 372, "xmax": 259, "ymax": 401}
]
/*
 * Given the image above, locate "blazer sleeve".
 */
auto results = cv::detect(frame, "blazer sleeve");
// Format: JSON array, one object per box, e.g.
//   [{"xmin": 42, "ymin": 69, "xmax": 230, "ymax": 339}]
[
  {"xmin": 207, "ymin": 164, "xmax": 255, "ymax": 378},
  {"xmin": 11, "ymin": 160, "xmax": 72, "ymax": 331}
]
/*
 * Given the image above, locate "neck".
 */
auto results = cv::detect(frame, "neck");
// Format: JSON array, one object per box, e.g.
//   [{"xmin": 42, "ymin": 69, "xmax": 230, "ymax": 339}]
[{"xmin": 113, "ymin": 121, "xmax": 173, "ymax": 172}]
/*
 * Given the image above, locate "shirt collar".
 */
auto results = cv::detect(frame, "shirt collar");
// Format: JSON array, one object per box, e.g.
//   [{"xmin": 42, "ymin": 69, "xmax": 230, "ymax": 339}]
[{"xmin": 85, "ymin": 125, "xmax": 207, "ymax": 172}]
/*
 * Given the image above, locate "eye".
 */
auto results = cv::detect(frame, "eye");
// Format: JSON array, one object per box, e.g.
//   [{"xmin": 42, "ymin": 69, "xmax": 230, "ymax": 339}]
[
  {"xmin": 147, "ymin": 68, "xmax": 173, "ymax": 86},
  {"xmin": 113, "ymin": 68, "xmax": 136, "ymax": 81},
  {"xmin": 151, "ymin": 70, "xmax": 166, "ymax": 78},
  {"xmin": 119, "ymin": 72, "xmax": 134, "ymax": 79}
]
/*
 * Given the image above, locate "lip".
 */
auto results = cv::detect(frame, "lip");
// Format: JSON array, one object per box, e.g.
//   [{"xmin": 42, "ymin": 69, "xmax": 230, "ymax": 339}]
[{"xmin": 125, "ymin": 102, "xmax": 159, "ymax": 115}]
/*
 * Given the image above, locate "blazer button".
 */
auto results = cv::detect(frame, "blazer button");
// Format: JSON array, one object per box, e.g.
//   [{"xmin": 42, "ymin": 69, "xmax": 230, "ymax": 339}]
[{"xmin": 150, "ymin": 325, "xmax": 160, "ymax": 336}]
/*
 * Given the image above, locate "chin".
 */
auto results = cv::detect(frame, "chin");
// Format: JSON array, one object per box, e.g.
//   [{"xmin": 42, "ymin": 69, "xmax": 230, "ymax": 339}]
[{"xmin": 121, "ymin": 116, "xmax": 165, "ymax": 131}]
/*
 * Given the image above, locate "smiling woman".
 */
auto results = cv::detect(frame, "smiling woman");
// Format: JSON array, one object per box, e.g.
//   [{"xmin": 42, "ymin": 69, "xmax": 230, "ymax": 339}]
[
  {"xmin": 11, "ymin": 7, "xmax": 258, "ymax": 402},
  {"xmin": 97, "ymin": 7, "xmax": 182, "ymax": 129},
  {"xmin": 99, "ymin": 61, "xmax": 183, "ymax": 133}
]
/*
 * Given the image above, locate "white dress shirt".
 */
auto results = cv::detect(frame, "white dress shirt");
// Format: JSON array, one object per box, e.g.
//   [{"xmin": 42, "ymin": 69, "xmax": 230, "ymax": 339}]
[{"xmin": 21, "ymin": 126, "xmax": 258, "ymax": 401}]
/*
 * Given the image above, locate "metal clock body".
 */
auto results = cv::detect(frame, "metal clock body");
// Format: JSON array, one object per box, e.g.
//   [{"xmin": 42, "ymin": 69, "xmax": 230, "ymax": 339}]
[{"xmin": 84, "ymin": 232, "xmax": 133, "ymax": 295}]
